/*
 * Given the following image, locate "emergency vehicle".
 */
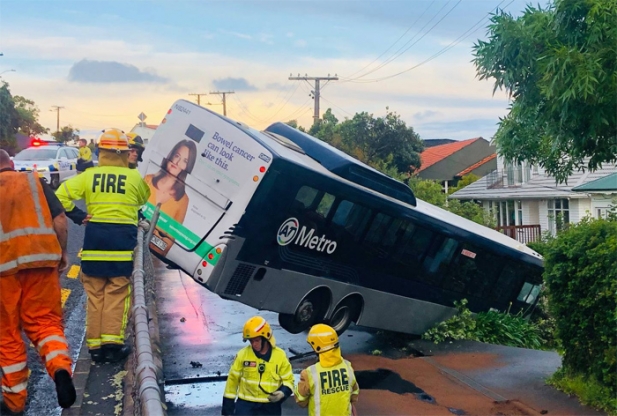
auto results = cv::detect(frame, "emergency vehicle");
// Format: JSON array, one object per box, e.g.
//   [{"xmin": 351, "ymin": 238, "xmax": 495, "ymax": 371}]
[{"xmin": 12, "ymin": 138, "xmax": 78, "ymax": 189}]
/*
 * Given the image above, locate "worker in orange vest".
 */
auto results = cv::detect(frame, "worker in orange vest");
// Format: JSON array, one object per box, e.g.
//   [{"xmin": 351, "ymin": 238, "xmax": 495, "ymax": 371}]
[{"xmin": 0, "ymin": 149, "xmax": 76, "ymax": 415}]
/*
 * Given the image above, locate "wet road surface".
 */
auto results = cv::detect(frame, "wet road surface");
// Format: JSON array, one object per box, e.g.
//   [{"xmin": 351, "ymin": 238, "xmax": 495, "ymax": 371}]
[
  {"xmin": 22, "ymin": 202, "xmax": 87, "ymax": 416},
  {"xmin": 155, "ymin": 259, "xmax": 605, "ymax": 416}
]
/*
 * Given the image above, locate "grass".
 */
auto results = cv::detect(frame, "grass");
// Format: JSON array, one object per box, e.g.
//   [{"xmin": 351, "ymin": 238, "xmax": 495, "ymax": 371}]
[{"xmin": 547, "ymin": 368, "xmax": 617, "ymax": 416}]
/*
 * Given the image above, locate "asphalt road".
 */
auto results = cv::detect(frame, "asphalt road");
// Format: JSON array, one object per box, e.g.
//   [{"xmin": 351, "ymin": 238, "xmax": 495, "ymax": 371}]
[{"xmin": 22, "ymin": 201, "xmax": 87, "ymax": 416}]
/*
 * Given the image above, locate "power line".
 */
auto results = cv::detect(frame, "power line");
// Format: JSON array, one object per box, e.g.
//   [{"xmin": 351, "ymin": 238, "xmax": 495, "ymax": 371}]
[
  {"xmin": 189, "ymin": 93, "xmax": 209, "ymax": 106},
  {"xmin": 343, "ymin": 0, "xmax": 462, "ymax": 82},
  {"xmin": 209, "ymin": 91, "xmax": 235, "ymax": 116},
  {"xmin": 319, "ymin": 95, "xmax": 354, "ymax": 118},
  {"xmin": 346, "ymin": 0, "xmax": 511, "ymax": 84},
  {"xmin": 288, "ymin": 74, "xmax": 339, "ymax": 126}
]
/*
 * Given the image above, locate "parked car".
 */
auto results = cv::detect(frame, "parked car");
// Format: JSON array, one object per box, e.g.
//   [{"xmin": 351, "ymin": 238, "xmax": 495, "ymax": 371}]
[{"xmin": 12, "ymin": 140, "xmax": 79, "ymax": 189}]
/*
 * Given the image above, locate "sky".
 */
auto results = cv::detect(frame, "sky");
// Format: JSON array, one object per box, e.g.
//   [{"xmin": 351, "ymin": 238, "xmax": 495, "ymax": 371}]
[{"xmin": 0, "ymin": 0, "xmax": 548, "ymax": 141}]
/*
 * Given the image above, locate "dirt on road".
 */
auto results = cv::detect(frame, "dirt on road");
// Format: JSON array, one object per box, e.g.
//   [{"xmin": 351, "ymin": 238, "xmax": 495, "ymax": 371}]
[{"xmin": 343, "ymin": 354, "xmax": 546, "ymax": 416}]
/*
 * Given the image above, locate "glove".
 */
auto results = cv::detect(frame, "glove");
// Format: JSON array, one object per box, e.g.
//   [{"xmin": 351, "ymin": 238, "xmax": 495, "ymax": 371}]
[
  {"xmin": 267, "ymin": 390, "xmax": 285, "ymax": 403},
  {"xmin": 221, "ymin": 397, "xmax": 235, "ymax": 416}
]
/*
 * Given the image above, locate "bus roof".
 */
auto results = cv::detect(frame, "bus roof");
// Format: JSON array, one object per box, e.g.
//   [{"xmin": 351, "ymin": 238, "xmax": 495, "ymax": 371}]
[{"xmin": 265, "ymin": 122, "xmax": 417, "ymax": 207}]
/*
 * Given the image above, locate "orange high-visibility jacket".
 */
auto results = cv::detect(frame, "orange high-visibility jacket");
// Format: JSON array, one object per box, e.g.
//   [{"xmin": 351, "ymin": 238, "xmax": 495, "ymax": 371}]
[{"xmin": 0, "ymin": 171, "xmax": 62, "ymax": 276}]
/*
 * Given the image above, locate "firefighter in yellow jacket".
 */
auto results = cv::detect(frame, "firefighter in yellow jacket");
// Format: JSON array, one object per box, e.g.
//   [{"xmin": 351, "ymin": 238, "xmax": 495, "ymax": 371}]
[
  {"xmin": 56, "ymin": 128, "xmax": 150, "ymax": 363},
  {"xmin": 295, "ymin": 324, "xmax": 360, "ymax": 416},
  {"xmin": 222, "ymin": 317, "xmax": 294, "ymax": 416},
  {"xmin": 0, "ymin": 150, "xmax": 76, "ymax": 415}
]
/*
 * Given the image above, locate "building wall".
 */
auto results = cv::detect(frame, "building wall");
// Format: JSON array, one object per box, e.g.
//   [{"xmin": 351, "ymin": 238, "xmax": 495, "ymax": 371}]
[
  {"xmin": 539, "ymin": 200, "xmax": 550, "ymax": 232},
  {"xmin": 590, "ymin": 194, "xmax": 616, "ymax": 218}
]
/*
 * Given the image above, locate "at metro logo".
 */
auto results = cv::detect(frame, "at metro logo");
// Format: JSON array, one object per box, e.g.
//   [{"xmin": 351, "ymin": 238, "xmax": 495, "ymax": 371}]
[{"xmin": 277, "ymin": 217, "xmax": 338, "ymax": 254}]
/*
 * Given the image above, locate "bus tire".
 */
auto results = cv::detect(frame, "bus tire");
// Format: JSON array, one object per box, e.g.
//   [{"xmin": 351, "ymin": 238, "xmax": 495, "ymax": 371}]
[
  {"xmin": 328, "ymin": 297, "xmax": 361, "ymax": 335},
  {"xmin": 278, "ymin": 292, "xmax": 327, "ymax": 334},
  {"xmin": 50, "ymin": 173, "xmax": 60, "ymax": 190}
]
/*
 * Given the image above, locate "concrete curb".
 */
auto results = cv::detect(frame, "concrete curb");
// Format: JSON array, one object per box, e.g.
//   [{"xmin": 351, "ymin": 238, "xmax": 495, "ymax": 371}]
[{"xmin": 61, "ymin": 339, "xmax": 91, "ymax": 416}]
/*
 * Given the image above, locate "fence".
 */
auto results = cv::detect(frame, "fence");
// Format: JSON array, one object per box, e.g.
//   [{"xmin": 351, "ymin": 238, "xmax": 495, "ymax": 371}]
[
  {"xmin": 495, "ymin": 224, "xmax": 542, "ymax": 244},
  {"xmin": 131, "ymin": 205, "xmax": 165, "ymax": 416}
]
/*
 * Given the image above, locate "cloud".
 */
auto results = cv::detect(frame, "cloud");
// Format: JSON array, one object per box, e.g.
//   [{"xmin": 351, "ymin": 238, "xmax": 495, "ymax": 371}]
[
  {"xmin": 68, "ymin": 60, "xmax": 168, "ymax": 84},
  {"xmin": 265, "ymin": 82, "xmax": 287, "ymax": 90},
  {"xmin": 219, "ymin": 29, "xmax": 252, "ymax": 40},
  {"xmin": 212, "ymin": 77, "xmax": 257, "ymax": 91},
  {"xmin": 413, "ymin": 110, "xmax": 441, "ymax": 120}
]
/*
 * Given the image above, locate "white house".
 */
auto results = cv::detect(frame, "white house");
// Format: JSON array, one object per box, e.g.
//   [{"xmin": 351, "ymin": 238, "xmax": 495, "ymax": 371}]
[
  {"xmin": 449, "ymin": 156, "xmax": 617, "ymax": 243},
  {"xmin": 129, "ymin": 124, "xmax": 158, "ymax": 145}
]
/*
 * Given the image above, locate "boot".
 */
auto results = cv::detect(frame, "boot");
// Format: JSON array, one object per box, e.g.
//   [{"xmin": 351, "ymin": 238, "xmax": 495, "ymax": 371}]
[
  {"xmin": 90, "ymin": 349, "xmax": 104, "ymax": 363},
  {"xmin": 54, "ymin": 369, "xmax": 76, "ymax": 409},
  {"xmin": 102, "ymin": 344, "xmax": 131, "ymax": 363}
]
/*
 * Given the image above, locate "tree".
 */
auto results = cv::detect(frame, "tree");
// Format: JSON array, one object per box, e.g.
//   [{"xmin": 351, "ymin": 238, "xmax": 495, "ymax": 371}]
[
  {"xmin": 449, "ymin": 174, "xmax": 480, "ymax": 194},
  {"xmin": 338, "ymin": 109, "xmax": 424, "ymax": 172},
  {"xmin": 53, "ymin": 125, "xmax": 80, "ymax": 143},
  {"xmin": 0, "ymin": 82, "xmax": 20, "ymax": 154},
  {"xmin": 473, "ymin": 0, "xmax": 617, "ymax": 183},
  {"xmin": 13, "ymin": 96, "xmax": 48, "ymax": 136}
]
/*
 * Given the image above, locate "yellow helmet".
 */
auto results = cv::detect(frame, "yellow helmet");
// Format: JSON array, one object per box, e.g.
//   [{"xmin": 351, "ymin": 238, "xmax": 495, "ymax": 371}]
[
  {"xmin": 307, "ymin": 324, "xmax": 339, "ymax": 353},
  {"xmin": 97, "ymin": 128, "xmax": 129, "ymax": 152},
  {"xmin": 243, "ymin": 316, "xmax": 276, "ymax": 347}
]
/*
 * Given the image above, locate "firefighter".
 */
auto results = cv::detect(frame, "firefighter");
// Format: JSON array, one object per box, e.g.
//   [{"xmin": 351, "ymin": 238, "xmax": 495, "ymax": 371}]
[
  {"xmin": 222, "ymin": 316, "xmax": 294, "ymax": 416},
  {"xmin": 126, "ymin": 133, "xmax": 145, "ymax": 169},
  {"xmin": 55, "ymin": 128, "xmax": 150, "ymax": 363},
  {"xmin": 0, "ymin": 149, "xmax": 76, "ymax": 415},
  {"xmin": 76, "ymin": 138, "xmax": 95, "ymax": 173},
  {"xmin": 295, "ymin": 324, "xmax": 360, "ymax": 416}
]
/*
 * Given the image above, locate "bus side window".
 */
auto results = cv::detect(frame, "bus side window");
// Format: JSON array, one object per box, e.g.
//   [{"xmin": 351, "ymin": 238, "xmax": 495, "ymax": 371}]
[
  {"xmin": 316, "ymin": 193, "xmax": 335, "ymax": 219},
  {"xmin": 332, "ymin": 200, "xmax": 371, "ymax": 242},
  {"xmin": 442, "ymin": 244, "xmax": 503, "ymax": 297},
  {"xmin": 393, "ymin": 224, "xmax": 433, "ymax": 271},
  {"xmin": 423, "ymin": 237, "xmax": 458, "ymax": 276},
  {"xmin": 491, "ymin": 261, "xmax": 524, "ymax": 305},
  {"xmin": 294, "ymin": 186, "xmax": 319, "ymax": 210},
  {"xmin": 364, "ymin": 213, "xmax": 393, "ymax": 245}
]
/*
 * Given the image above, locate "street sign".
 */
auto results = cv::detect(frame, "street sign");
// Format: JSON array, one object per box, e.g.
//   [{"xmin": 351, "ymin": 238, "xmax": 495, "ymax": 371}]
[{"xmin": 138, "ymin": 112, "xmax": 147, "ymax": 122}]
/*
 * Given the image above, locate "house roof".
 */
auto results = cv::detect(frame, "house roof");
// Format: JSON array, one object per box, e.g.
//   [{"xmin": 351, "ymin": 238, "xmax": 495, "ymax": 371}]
[
  {"xmin": 457, "ymin": 154, "xmax": 497, "ymax": 177},
  {"xmin": 571, "ymin": 172, "xmax": 617, "ymax": 192},
  {"xmin": 418, "ymin": 138, "xmax": 480, "ymax": 172},
  {"xmin": 450, "ymin": 163, "xmax": 617, "ymax": 200}
]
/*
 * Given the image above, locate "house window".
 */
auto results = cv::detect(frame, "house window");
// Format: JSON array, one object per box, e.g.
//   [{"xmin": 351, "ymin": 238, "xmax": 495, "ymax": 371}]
[
  {"xmin": 548, "ymin": 199, "xmax": 570, "ymax": 234},
  {"xmin": 516, "ymin": 201, "xmax": 523, "ymax": 225},
  {"xmin": 496, "ymin": 200, "xmax": 520, "ymax": 226},
  {"xmin": 597, "ymin": 207, "xmax": 611, "ymax": 219}
]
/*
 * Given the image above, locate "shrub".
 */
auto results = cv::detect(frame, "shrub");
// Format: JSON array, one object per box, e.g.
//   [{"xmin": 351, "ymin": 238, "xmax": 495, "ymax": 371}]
[{"xmin": 543, "ymin": 217, "xmax": 617, "ymax": 397}]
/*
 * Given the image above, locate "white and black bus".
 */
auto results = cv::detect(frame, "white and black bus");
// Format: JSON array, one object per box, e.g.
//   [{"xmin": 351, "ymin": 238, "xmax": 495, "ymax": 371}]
[{"xmin": 140, "ymin": 99, "xmax": 544, "ymax": 335}]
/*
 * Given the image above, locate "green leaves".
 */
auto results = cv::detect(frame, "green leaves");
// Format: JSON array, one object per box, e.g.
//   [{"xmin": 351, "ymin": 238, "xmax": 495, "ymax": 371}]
[{"xmin": 473, "ymin": 0, "xmax": 617, "ymax": 183}]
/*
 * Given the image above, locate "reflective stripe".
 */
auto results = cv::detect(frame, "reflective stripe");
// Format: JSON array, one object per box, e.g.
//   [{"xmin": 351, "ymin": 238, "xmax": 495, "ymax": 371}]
[
  {"xmin": 45, "ymin": 349, "xmax": 69, "ymax": 362},
  {"xmin": 87, "ymin": 201, "xmax": 142, "ymax": 207},
  {"xmin": 237, "ymin": 392, "xmax": 270, "ymax": 403},
  {"xmin": 310, "ymin": 365, "xmax": 320, "ymax": 416},
  {"xmin": 223, "ymin": 393, "xmax": 237, "ymax": 399},
  {"xmin": 37, "ymin": 335, "xmax": 68, "ymax": 353},
  {"xmin": 0, "ymin": 227, "xmax": 57, "ymax": 243},
  {"xmin": 87, "ymin": 338, "xmax": 101, "ymax": 348},
  {"xmin": 0, "ymin": 253, "xmax": 62, "ymax": 273},
  {"xmin": 2, "ymin": 381, "xmax": 28, "ymax": 393},
  {"xmin": 91, "ymin": 217, "xmax": 136, "ymax": 224},
  {"xmin": 61, "ymin": 182, "xmax": 75, "ymax": 202},
  {"xmin": 101, "ymin": 334, "xmax": 124, "ymax": 343},
  {"xmin": 229, "ymin": 370, "xmax": 241, "ymax": 376},
  {"xmin": 26, "ymin": 173, "xmax": 46, "ymax": 228},
  {"xmin": 242, "ymin": 379, "xmax": 281, "ymax": 387},
  {"xmin": 1, "ymin": 362, "xmax": 27, "ymax": 375},
  {"xmin": 120, "ymin": 284, "xmax": 131, "ymax": 338},
  {"xmin": 81, "ymin": 250, "xmax": 133, "ymax": 262}
]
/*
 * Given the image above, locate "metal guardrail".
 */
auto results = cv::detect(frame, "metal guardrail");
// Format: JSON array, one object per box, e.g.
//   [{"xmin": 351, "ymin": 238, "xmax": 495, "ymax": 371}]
[{"xmin": 132, "ymin": 204, "xmax": 165, "ymax": 416}]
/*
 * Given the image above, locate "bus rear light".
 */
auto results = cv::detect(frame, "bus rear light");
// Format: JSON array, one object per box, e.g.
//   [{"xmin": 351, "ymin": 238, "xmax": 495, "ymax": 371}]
[
  {"xmin": 215, "ymin": 248, "xmax": 222, "ymax": 254},
  {"xmin": 259, "ymin": 166, "xmax": 266, "ymax": 173},
  {"xmin": 253, "ymin": 176, "xmax": 259, "ymax": 182},
  {"xmin": 208, "ymin": 253, "xmax": 214, "ymax": 260},
  {"xmin": 167, "ymin": 109, "xmax": 172, "ymax": 114},
  {"xmin": 201, "ymin": 261, "xmax": 208, "ymax": 267},
  {"xmin": 197, "ymin": 269, "xmax": 202, "ymax": 275}
]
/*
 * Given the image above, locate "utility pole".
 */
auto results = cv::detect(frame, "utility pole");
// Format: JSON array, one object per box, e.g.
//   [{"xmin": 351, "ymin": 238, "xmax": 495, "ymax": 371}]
[
  {"xmin": 209, "ymin": 91, "xmax": 234, "ymax": 116},
  {"xmin": 188, "ymin": 93, "xmax": 209, "ymax": 106},
  {"xmin": 288, "ymin": 74, "xmax": 338, "ymax": 126},
  {"xmin": 50, "ymin": 106, "xmax": 64, "ymax": 132}
]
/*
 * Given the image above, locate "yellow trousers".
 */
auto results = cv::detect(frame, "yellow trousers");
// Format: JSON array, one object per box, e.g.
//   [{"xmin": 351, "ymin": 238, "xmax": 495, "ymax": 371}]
[{"xmin": 80, "ymin": 272, "xmax": 131, "ymax": 350}]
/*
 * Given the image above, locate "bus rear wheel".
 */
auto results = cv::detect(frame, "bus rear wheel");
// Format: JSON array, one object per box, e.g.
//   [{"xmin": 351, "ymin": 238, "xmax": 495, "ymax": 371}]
[
  {"xmin": 50, "ymin": 173, "xmax": 60, "ymax": 190},
  {"xmin": 328, "ymin": 298, "xmax": 360, "ymax": 335},
  {"xmin": 278, "ymin": 293, "xmax": 326, "ymax": 334}
]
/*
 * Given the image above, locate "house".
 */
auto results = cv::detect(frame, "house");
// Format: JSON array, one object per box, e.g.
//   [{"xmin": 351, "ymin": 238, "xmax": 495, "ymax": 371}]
[
  {"xmin": 416, "ymin": 137, "xmax": 497, "ymax": 189},
  {"xmin": 571, "ymin": 172, "xmax": 617, "ymax": 219},
  {"xmin": 129, "ymin": 124, "xmax": 158, "ymax": 145},
  {"xmin": 449, "ymin": 156, "xmax": 617, "ymax": 243}
]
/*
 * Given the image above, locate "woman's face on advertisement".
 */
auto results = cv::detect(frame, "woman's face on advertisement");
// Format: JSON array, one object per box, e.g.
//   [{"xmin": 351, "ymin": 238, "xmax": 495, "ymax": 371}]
[{"xmin": 167, "ymin": 145, "xmax": 190, "ymax": 177}]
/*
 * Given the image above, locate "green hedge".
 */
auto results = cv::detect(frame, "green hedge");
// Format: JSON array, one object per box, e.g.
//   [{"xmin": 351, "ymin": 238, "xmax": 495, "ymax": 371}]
[{"xmin": 543, "ymin": 217, "xmax": 617, "ymax": 396}]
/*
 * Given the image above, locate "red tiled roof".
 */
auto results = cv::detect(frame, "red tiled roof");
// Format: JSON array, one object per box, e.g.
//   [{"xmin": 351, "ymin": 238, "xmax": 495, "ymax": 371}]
[
  {"xmin": 456, "ymin": 153, "xmax": 496, "ymax": 177},
  {"xmin": 418, "ymin": 138, "xmax": 480, "ymax": 172},
  {"xmin": 145, "ymin": 124, "xmax": 158, "ymax": 129}
]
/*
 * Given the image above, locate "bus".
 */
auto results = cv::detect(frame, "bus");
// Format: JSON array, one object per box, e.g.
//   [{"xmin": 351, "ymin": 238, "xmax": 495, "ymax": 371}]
[{"xmin": 139, "ymin": 99, "xmax": 544, "ymax": 335}]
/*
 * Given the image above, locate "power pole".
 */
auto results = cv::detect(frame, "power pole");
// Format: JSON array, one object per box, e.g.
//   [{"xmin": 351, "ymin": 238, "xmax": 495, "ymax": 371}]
[
  {"xmin": 50, "ymin": 106, "xmax": 64, "ymax": 132},
  {"xmin": 188, "ymin": 93, "xmax": 209, "ymax": 106},
  {"xmin": 288, "ymin": 74, "xmax": 338, "ymax": 125},
  {"xmin": 209, "ymin": 91, "xmax": 234, "ymax": 116}
]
